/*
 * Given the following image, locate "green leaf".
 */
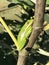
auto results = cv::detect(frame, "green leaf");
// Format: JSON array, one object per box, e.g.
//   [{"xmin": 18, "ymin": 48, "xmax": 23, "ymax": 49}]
[
  {"xmin": 17, "ymin": 19, "xmax": 33, "ymax": 50},
  {"xmin": 44, "ymin": 14, "xmax": 49, "ymax": 35},
  {"xmin": 46, "ymin": 0, "xmax": 49, "ymax": 5},
  {"xmin": 0, "ymin": 4, "xmax": 28, "ymax": 22}
]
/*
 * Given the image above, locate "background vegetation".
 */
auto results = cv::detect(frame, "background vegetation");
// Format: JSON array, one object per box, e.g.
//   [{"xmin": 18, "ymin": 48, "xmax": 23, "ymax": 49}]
[{"xmin": 0, "ymin": 0, "xmax": 49, "ymax": 65}]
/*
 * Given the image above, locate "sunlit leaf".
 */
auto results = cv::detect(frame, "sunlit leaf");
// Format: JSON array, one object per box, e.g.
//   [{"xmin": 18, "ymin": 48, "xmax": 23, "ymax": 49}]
[{"xmin": 46, "ymin": 62, "xmax": 49, "ymax": 65}]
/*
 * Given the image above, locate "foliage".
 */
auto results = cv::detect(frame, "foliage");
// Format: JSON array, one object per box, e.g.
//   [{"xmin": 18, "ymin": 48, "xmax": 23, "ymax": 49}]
[
  {"xmin": 46, "ymin": 0, "xmax": 49, "ymax": 4},
  {"xmin": 0, "ymin": 0, "xmax": 49, "ymax": 65}
]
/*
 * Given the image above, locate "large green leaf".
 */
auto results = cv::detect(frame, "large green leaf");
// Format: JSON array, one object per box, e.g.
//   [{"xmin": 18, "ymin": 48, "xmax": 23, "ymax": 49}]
[
  {"xmin": 0, "ymin": 4, "xmax": 28, "ymax": 22},
  {"xmin": 7, "ymin": 0, "xmax": 34, "ymax": 7}
]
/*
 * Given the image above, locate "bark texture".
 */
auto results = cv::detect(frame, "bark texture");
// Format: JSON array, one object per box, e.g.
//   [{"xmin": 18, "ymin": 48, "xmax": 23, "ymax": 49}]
[{"xmin": 17, "ymin": 0, "xmax": 46, "ymax": 65}]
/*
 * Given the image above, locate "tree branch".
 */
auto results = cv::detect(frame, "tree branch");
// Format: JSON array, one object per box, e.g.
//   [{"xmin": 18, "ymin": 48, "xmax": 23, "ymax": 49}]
[
  {"xmin": 25, "ymin": 0, "xmax": 46, "ymax": 50},
  {"xmin": 17, "ymin": 0, "xmax": 46, "ymax": 65}
]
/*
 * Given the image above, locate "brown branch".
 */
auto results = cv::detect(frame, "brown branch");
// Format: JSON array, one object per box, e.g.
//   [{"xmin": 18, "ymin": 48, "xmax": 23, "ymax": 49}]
[
  {"xmin": 25, "ymin": 0, "xmax": 46, "ymax": 49},
  {"xmin": 17, "ymin": 0, "xmax": 46, "ymax": 65}
]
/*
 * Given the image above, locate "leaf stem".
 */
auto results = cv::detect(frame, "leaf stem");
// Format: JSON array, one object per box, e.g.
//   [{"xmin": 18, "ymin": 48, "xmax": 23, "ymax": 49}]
[{"xmin": 0, "ymin": 17, "xmax": 19, "ymax": 50}]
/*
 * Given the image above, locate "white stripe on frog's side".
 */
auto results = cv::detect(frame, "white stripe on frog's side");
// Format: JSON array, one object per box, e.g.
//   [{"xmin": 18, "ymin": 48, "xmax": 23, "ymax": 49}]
[{"xmin": 20, "ymin": 21, "xmax": 33, "ymax": 40}]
